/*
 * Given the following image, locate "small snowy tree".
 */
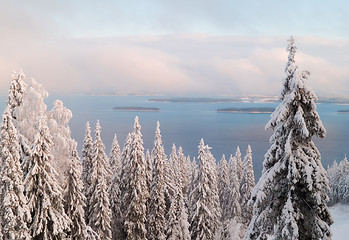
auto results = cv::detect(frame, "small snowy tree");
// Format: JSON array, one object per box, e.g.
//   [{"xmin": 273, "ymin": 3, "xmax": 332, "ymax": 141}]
[
  {"xmin": 147, "ymin": 122, "xmax": 166, "ymax": 240},
  {"xmin": 327, "ymin": 157, "xmax": 349, "ymax": 205},
  {"xmin": 189, "ymin": 139, "xmax": 221, "ymax": 240},
  {"xmin": 120, "ymin": 117, "xmax": 149, "ymax": 240},
  {"xmin": 245, "ymin": 37, "xmax": 333, "ymax": 240},
  {"xmin": 0, "ymin": 108, "xmax": 31, "ymax": 239},
  {"xmin": 23, "ymin": 115, "xmax": 70, "ymax": 239},
  {"xmin": 240, "ymin": 145, "xmax": 255, "ymax": 226},
  {"xmin": 65, "ymin": 141, "xmax": 88, "ymax": 240},
  {"xmin": 87, "ymin": 121, "xmax": 112, "ymax": 240}
]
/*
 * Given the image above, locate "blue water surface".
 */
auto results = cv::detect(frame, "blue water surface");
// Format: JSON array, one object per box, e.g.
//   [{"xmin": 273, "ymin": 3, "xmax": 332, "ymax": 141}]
[{"xmin": 1, "ymin": 95, "xmax": 348, "ymax": 180}]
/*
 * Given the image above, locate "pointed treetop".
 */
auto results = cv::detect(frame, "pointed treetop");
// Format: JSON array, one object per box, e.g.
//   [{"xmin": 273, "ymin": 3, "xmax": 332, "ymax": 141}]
[
  {"xmin": 95, "ymin": 120, "xmax": 101, "ymax": 135},
  {"xmin": 86, "ymin": 121, "xmax": 91, "ymax": 131},
  {"xmin": 236, "ymin": 146, "xmax": 241, "ymax": 157},
  {"xmin": 246, "ymin": 145, "xmax": 252, "ymax": 155}
]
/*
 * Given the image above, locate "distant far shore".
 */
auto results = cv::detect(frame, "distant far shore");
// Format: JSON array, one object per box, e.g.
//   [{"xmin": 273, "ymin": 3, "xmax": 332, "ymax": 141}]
[
  {"xmin": 217, "ymin": 107, "xmax": 275, "ymax": 114},
  {"xmin": 148, "ymin": 97, "xmax": 278, "ymax": 103},
  {"xmin": 113, "ymin": 107, "xmax": 160, "ymax": 112}
]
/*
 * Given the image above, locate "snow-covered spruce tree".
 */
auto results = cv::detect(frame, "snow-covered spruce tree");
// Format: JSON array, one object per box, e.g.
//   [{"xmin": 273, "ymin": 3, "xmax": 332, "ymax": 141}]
[
  {"xmin": 240, "ymin": 145, "xmax": 255, "ymax": 226},
  {"xmin": 108, "ymin": 134, "xmax": 122, "ymax": 240},
  {"xmin": 245, "ymin": 38, "xmax": 333, "ymax": 240},
  {"xmin": 81, "ymin": 121, "xmax": 93, "ymax": 217},
  {"xmin": 187, "ymin": 157, "xmax": 197, "ymax": 217},
  {"xmin": 120, "ymin": 116, "xmax": 149, "ymax": 240},
  {"xmin": 339, "ymin": 157, "xmax": 349, "ymax": 204},
  {"xmin": 217, "ymin": 155, "xmax": 230, "ymax": 220},
  {"xmin": 234, "ymin": 146, "xmax": 243, "ymax": 181},
  {"xmin": 87, "ymin": 121, "xmax": 112, "ymax": 240},
  {"xmin": 226, "ymin": 154, "xmax": 241, "ymax": 221},
  {"xmin": 110, "ymin": 133, "xmax": 133, "ymax": 240},
  {"xmin": 13, "ymin": 78, "xmax": 48, "ymax": 172},
  {"xmin": 178, "ymin": 146, "xmax": 190, "ymax": 197},
  {"xmin": 14, "ymin": 78, "xmax": 48, "ymax": 145},
  {"xmin": 7, "ymin": 70, "xmax": 27, "ymax": 119},
  {"xmin": 189, "ymin": 139, "xmax": 221, "ymax": 240},
  {"xmin": 165, "ymin": 144, "xmax": 190, "ymax": 240},
  {"xmin": 327, "ymin": 160, "xmax": 339, "ymax": 205},
  {"xmin": 23, "ymin": 115, "xmax": 70, "ymax": 239},
  {"xmin": 327, "ymin": 157, "xmax": 349, "ymax": 205},
  {"xmin": 164, "ymin": 146, "xmax": 177, "ymax": 218},
  {"xmin": 145, "ymin": 148, "xmax": 153, "ymax": 201},
  {"xmin": 109, "ymin": 134, "xmax": 121, "ymax": 181},
  {"xmin": 65, "ymin": 140, "xmax": 88, "ymax": 240},
  {"xmin": 47, "ymin": 99, "xmax": 74, "ymax": 185},
  {"xmin": 108, "ymin": 166, "xmax": 122, "ymax": 240},
  {"xmin": 281, "ymin": 35, "xmax": 297, "ymax": 99},
  {"xmin": 147, "ymin": 122, "xmax": 166, "ymax": 240},
  {"xmin": 0, "ymin": 108, "xmax": 31, "ymax": 239},
  {"xmin": 167, "ymin": 185, "xmax": 191, "ymax": 240},
  {"xmin": 169, "ymin": 144, "xmax": 179, "ymax": 175}
]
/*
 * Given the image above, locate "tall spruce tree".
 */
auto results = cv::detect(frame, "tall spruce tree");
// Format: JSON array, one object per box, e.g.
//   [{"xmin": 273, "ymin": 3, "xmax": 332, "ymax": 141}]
[
  {"xmin": 189, "ymin": 139, "xmax": 221, "ymax": 240},
  {"xmin": 217, "ymin": 154, "xmax": 230, "ymax": 221},
  {"xmin": 178, "ymin": 146, "xmax": 190, "ymax": 197},
  {"xmin": 87, "ymin": 121, "xmax": 112, "ymax": 240},
  {"xmin": 240, "ymin": 145, "xmax": 255, "ymax": 226},
  {"xmin": 65, "ymin": 141, "xmax": 88, "ymax": 240},
  {"xmin": 81, "ymin": 121, "xmax": 93, "ymax": 217},
  {"xmin": 23, "ymin": 115, "xmax": 70, "ymax": 239},
  {"xmin": 227, "ymin": 154, "xmax": 241, "ymax": 221},
  {"xmin": 235, "ymin": 146, "xmax": 243, "ymax": 181},
  {"xmin": 147, "ymin": 122, "xmax": 166, "ymax": 240},
  {"xmin": 108, "ymin": 134, "xmax": 123, "ymax": 240},
  {"xmin": 0, "ymin": 108, "xmax": 31, "ymax": 239},
  {"xmin": 120, "ymin": 117, "xmax": 149, "ymax": 240},
  {"xmin": 245, "ymin": 37, "xmax": 333, "ymax": 240},
  {"xmin": 110, "ymin": 133, "xmax": 133, "ymax": 240},
  {"xmin": 109, "ymin": 134, "xmax": 121, "ymax": 180}
]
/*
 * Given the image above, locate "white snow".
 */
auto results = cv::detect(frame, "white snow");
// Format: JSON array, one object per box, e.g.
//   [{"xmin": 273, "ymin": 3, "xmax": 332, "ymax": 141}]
[{"xmin": 330, "ymin": 203, "xmax": 349, "ymax": 240}]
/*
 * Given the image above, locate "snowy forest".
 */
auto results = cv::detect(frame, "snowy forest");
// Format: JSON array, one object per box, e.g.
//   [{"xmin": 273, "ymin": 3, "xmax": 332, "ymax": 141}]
[{"xmin": 0, "ymin": 37, "xmax": 339, "ymax": 239}]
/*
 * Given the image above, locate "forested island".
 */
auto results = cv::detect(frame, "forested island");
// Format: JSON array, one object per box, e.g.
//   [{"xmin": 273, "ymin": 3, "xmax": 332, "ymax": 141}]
[
  {"xmin": 217, "ymin": 107, "xmax": 275, "ymax": 113},
  {"xmin": 338, "ymin": 110, "xmax": 349, "ymax": 113},
  {"xmin": 113, "ymin": 106, "xmax": 160, "ymax": 112}
]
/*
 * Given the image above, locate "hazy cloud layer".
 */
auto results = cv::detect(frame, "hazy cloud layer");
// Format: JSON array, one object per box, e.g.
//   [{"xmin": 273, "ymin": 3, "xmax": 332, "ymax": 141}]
[{"xmin": 1, "ymin": 1, "xmax": 348, "ymax": 96}]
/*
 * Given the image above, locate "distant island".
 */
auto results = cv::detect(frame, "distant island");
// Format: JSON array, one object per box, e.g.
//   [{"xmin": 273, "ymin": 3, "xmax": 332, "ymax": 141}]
[
  {"xmin": 338, "ymin": 110, "xmax": 349, "ymax": 114},
  {"xmin": 113, "ymin": 107, "xmax": 160, "ymax": 112},
  {"xmin": 217, "ymin": 107, "xmax": 275, "ymax": 114}
]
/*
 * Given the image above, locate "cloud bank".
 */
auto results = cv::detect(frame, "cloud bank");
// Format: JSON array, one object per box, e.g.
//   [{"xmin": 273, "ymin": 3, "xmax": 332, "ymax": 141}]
[{"xmin": 1, "ymin": 1, "xmax": 348, "ymax": 96}]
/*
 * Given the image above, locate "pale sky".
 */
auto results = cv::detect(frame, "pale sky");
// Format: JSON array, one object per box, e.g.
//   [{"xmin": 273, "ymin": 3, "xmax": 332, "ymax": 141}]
[{"xmin": 0, "ymin": 0, "xmax": 348, "ymax": 96}]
